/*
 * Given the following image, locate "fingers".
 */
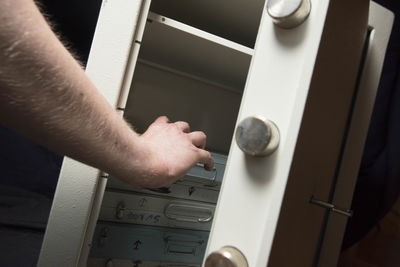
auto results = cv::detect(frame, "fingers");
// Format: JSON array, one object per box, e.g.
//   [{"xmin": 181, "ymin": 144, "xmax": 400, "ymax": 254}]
[
  {"xmin": 174, "ymin": 121, "xmax": 190, "ymax": 133},
  {"xmin": 197, "ymin": 149, "xmax": 214, "ymax": 171},
  {"xmin": 153, "ymin": 117, "xmax": 190, "ymax": 133},
  {"xmin": 153, "ymin": 116, "xmax": 169, "ymax": 124},
  {"xmin": 188, "ymin": 131, "xmax": 206, "ymax": 149}
]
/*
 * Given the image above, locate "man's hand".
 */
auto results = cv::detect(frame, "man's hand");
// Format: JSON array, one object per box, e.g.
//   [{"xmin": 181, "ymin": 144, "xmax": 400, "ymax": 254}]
[{"xmin": 117, "ymin": 116, "xmax": 214, "ymax": 188}]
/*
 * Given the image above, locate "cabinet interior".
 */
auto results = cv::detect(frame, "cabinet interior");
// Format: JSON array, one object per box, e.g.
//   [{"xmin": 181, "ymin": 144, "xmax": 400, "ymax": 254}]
[
  {"xmin": 124, "ymin": 12, "xmax": 253, "ymax": 154},
  {"xmin": 88, "ymin": 1, "xmax": 265, "ymax": 265}
]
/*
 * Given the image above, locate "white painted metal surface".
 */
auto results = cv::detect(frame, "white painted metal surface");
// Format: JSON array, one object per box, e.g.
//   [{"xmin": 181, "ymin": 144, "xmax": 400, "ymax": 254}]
[
  {"xmin": 38, "ymin": 1, "xmax": 146, "ymax": 266},
  {"xmin": 316, "ymin": 3, "xmax": 394, "ymax": 266},
  {"xmin": 204, "ymin": 1, "xmax": 332, "ymax": 266},
  {"xmin": 78, "ymin": 1, "xmax": 151, "ymax": 265},
  {"xmin": 147, "ymin": 12, "xmax": 253, "ymax": 55}
]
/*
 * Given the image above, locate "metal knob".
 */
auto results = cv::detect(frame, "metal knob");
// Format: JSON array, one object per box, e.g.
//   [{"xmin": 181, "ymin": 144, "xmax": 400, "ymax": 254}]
[
  {"xmin": 267, "ymin": 0, "xmax": 311, "ymax": 29},
  {"xmin": 205, "ymin": 246, "xmax": 248, "ymax": 267},
  {"xmin": 235, "ymin": 116, "xmax": 279, "ymax": 157}
]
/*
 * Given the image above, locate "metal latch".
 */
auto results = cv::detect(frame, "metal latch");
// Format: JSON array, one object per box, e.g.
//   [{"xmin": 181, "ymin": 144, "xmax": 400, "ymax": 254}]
[
  {"xmin": 310, "ymin": 197, "xmax": 353, "ymax": 217},
  {"xmin": 99, "ymin": 227, "xmax": 109, "ymax": 247}
]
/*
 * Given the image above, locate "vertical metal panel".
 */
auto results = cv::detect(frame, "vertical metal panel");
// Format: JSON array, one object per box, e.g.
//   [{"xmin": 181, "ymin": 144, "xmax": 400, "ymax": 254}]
[
  {"xmin": 38, "ymin": 1, "xmax": 146, "ymax": 266},
  {"xmin": 205, "ymin": 1, "xmax": 332, "ymax": 266}
]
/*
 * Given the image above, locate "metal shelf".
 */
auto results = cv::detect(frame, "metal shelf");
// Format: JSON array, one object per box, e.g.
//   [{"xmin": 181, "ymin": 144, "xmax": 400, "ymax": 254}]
[
  {"xmin": 139, "ymin": 12, "xmax": 253, "ymax": 91},
  {"xmin": 150, "ymin": 0, "xmax": 265, "ymax": 48}
]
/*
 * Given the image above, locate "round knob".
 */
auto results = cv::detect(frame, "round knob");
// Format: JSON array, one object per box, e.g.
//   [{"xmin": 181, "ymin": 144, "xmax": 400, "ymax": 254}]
[
  {"xmin": 205, "ymin": 246, "xmax": 248, "ymax": 267},
  {"xmin": 266, "ymin": 0, "xmax": 311, "ymax": 29},
  {"xmin": 235, "ymin": 116, "xmax": 279, "ymax": 157}
]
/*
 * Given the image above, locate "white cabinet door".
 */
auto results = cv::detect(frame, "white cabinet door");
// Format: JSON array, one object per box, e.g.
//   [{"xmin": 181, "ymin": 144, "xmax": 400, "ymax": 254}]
[{"xmin": 204, "ymin": 0, "xmax": 370, "ymax": 266}]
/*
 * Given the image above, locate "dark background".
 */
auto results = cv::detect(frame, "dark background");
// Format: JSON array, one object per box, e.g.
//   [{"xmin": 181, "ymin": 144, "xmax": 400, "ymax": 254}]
[
  {"xmin": 0, "ymin": 0, "xmax": 399, "ymax": 265},
  {"xmin": 343, "ymin": 0, "xmax": 400, "ymax": 249},
  {"xmin": 0, "ymin": 1, "xmax": 102, "ymax": 266}
]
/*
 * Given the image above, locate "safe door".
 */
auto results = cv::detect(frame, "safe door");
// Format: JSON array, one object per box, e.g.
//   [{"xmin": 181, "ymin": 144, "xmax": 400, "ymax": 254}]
[{"xmin": 38, "ymin": 0, "xmax": 393, "ymax": 266}]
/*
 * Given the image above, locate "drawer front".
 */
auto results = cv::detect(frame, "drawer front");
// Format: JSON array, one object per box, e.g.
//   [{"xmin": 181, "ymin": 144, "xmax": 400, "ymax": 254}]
[
  {"xmin": 107, "ymin": 178, "xmax": 220, "ymax": 203},
  {"xmin": 87, "ymin": 258, "xmax": 199, "ymax": 267},
  {"xmin": 99, "ymin": 191, "xmax": 215, "ymax": 231},
  {"xmin": 90, "ymin": 223, "xmax": 209, "ymax": 265}
]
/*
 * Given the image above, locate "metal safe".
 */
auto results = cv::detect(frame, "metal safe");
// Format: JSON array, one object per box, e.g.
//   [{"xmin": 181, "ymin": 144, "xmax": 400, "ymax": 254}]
[{"xmin": 38, "ymin": 0, "xmax": 393, "ymax": 266}]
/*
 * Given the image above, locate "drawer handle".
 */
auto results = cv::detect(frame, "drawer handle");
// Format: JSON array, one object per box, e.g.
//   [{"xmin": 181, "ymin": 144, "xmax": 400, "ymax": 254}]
[
  {"xmin": 186, "ymin": 163, "xmax": 217, "ymax": 181},
  {"xmin": 115, "ymin": 202, "xmax": 125, "ymax": 219},
  {"xmin": 165, "ymin": 203, "xmax": 213, "ymax": 223},
  {"xmin": 164, "ymin": 235, "xmax": 205, "ymax": 256}
]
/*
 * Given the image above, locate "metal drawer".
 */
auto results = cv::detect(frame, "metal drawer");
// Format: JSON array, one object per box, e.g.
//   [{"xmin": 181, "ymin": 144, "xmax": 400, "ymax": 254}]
[
  {"xmin": 108, "ymin": 152, "xmax": 226, "ymax": 189},
  {"xmin": 87, "ymin": 258, "xmax": 199, "ymax": 267},
  {"xmin": 99, "ymin": 191, "xmax": 215, "ymax": 231},
  {"xmin": 106, "ymin": 152, "xmax": 226, "ymax": 204},
  {"xmin": 107, "ymin": 178, "xmax": 220, "ymax": 204},
  {"xmin": 90, "ymin": 223, "xmax": 209, "ymax": 265}
]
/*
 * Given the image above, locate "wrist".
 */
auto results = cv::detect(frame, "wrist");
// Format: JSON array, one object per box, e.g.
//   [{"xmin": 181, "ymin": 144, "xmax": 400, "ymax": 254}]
[{"xmin": 106, "ymin": 126, "xmax": 154, "ymax": 186}]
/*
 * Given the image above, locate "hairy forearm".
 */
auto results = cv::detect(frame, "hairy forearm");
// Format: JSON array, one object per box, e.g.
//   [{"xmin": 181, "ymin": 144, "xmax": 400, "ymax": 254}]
[
  {"xmin": 0, "ymin": 0, "xmax": 144, "ymax": 181},
  {"xmin": 0, "ymin": 0, "xmax": 213, "ymax": 187}
]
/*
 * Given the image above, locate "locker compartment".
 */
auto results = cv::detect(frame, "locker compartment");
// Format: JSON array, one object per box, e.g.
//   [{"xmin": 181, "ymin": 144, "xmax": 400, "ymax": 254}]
[
  {"xmin": 90, "ymin": 223, "xmax": 209, "ymax": 265},
  {"xmin": 99, "ymin": 191, "xmax": 215, "ymax": 231},
  {"xmin": 138, "ymin": 12, "xmax": 252, "ymax": 90},
  {"xmin": 90, "ymin": 6, "xmax": 254, "ymax": 267},
  {"xmin": 123, "ymin": 12, "xmax": 251, "ymax": 155}
]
